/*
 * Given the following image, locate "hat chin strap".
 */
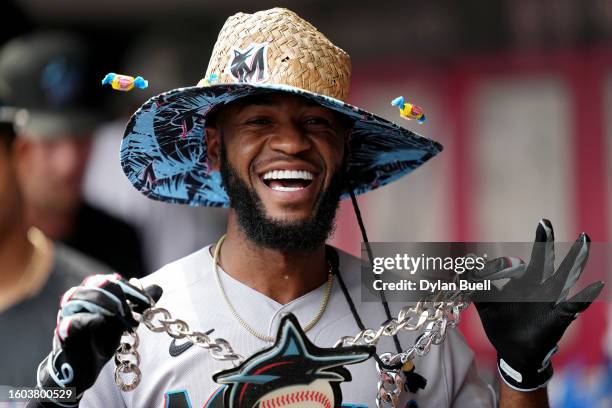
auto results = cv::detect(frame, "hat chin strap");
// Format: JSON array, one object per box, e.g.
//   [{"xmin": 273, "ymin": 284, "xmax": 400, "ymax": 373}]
[{"xmin": 345, "ymin": 178, "xmax": 404, "ymax": 357}]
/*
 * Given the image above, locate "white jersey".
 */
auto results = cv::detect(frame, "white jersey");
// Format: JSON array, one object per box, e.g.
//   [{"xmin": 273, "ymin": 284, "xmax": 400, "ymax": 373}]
[{"xmin": 81, "ymin": 246, "xmax": 495, "ymax": 407}]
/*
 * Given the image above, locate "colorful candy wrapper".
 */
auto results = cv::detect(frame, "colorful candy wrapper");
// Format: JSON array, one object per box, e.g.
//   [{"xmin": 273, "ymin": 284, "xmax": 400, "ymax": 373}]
[
  {"xmin": 201, "ymin": 73, "xmax": 219, "ymax": 86},
  {"xmin": 391, "ymin": 96, "xmax": 426, "ymax": 124},
  {"xmin": 102, "ymin": 73, "xmax": 148, "ymax": 92}
]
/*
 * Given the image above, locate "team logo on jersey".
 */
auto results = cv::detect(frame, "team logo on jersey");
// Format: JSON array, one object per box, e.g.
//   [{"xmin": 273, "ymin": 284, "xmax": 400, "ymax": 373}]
[
  {"xmin": 204, "ymin": 313, "xmax": 373, "ymax": 407},
  {"xmin": 227, "ymin": 43, "xmax": 269, "ymax": 83}
]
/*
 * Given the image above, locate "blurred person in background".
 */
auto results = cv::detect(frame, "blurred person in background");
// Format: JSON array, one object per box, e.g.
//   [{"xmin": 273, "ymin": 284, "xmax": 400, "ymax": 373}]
[
  {"xmin": 0, "ymin": 103, "xmax": 109, "ymax": 388},
  {"xmin": 0, "ymin": 31, "xmax": 146, "ymax": 278},
  {"xmin": 84, "ymin": 30, "xmax": 227, "ymax": 272}
]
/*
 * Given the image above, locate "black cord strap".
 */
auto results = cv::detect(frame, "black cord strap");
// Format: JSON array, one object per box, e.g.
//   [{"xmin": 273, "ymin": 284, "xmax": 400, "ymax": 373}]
[
  {"xmin": 346, "ymin": 181, "xmax": 403, "ymax": 355},
  {"xmin": 327, "ymin": 246, "xmax": 402, "ymax": 370}
]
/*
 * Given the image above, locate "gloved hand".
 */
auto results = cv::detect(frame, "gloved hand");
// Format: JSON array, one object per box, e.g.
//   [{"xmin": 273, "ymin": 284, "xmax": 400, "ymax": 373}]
[
  {"xmin": 473, "ymin": 219, "xmax": 604, "ymax": 391},
  {"xmin": 28, "ymin": 273, "xmax": 162, "ymax": 407}
]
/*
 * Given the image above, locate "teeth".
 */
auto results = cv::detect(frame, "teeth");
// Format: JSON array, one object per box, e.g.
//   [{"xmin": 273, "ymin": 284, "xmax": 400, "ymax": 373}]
[
  {"xmin": 262, "ymin": 169, "xmax": 314, "ymax": 180},
  {"xmin": 271, "ymin": 185, "xmax": 304, "ymax": 192}
]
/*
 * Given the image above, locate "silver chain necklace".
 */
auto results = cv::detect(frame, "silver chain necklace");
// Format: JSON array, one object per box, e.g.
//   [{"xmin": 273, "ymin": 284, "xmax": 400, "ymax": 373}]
[
  {"xmin": 212, "ymin": 234, "xmax": 333, "ymax": 342},
  {"xmin": 114, "ymin": 260, "xmax": 470, "ymax": 407}
]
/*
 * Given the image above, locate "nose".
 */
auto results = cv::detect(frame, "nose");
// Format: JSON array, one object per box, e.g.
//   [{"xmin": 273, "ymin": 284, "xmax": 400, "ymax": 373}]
[{"xmin": 268, "ymin": 121, "xmax": 312, "ymax": 156}]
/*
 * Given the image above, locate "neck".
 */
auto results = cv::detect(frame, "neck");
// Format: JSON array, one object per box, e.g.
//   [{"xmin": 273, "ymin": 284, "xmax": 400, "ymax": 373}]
[
  {"xmin": 0, "ymin": 222, "xmax": 33, "ymax": 289},
  {"xmin": 24, "ymin": 204, "xmax": 75, "ymax": 239},
  {"xmin": 217, "ymin": 214, "xmax": 329, "ymax": 304}
]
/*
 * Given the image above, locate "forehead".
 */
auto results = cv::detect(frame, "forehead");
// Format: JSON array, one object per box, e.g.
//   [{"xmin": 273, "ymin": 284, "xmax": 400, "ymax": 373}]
[
  {"xmin": 208, "ymin": 92, "xmax": 355, "ymax": 131},
  {"xmin": 26, "ymin": 134, "xmax": 91, "ymax": 148}
]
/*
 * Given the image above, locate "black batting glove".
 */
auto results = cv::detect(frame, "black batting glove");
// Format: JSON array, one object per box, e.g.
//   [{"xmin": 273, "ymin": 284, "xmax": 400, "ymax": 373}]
[
  {"xmin": 28, "ymin": 274, "xmax": 162, "ymax": 407},
  {"xmin": 473, "ymin": 219, "xmax": 604, "ymax": 391}
]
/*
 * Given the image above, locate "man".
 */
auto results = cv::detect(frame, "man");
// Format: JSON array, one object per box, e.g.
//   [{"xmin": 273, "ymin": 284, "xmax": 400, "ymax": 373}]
[
  {"xmin": 0, "ymin": 32, "xmax": 146, "ymax": 278},
  {"xmin": 31, "ymin": 8, "xmax": 603, "ymax": 408},
  {"xmin": 0, "ymin": 105, "xmax": 109, "ymax": 389}
]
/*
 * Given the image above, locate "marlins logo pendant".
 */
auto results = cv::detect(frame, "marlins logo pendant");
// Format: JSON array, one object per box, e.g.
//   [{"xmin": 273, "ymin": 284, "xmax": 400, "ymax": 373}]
[{"xmin": 204, "ymin": 314, "xmax": 374, "ymax": 407}]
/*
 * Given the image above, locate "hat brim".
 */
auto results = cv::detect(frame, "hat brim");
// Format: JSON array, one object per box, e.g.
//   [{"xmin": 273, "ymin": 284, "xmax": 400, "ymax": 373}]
[
  {"xmin": 17, "ymin": 109, "xmax": 100, "ymax": 140},
  {"xmin": 121, "ymin": 83, "xmax": 443, "ymax": 207}
]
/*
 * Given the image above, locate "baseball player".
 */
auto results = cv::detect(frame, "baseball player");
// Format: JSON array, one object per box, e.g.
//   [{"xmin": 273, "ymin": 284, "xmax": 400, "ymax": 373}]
[{"xmin": 30, "ymin": 8, "xmax": 603, "ymax": 408}]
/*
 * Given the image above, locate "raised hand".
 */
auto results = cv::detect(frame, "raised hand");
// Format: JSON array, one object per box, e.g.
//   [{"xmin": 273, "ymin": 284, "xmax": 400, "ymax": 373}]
[
  {"xmin": 473, "ymin": 220, "xmax": 604, "ymax": 391},
  {"xmin": 28, "ymin": 274, "xmax": 162, "ymax": 407}
]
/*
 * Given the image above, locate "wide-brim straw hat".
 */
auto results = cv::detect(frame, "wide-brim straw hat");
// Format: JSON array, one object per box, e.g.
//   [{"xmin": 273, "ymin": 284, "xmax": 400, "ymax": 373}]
[{"xmin": 121, "ymin": 8, "xmax": 443, "ymax": 207}]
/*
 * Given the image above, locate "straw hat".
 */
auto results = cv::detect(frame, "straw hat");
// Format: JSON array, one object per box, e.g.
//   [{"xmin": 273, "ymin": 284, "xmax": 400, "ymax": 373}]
[{"xmin": 121, "ymin": 8, "xmax": 442, "ymax": 207}]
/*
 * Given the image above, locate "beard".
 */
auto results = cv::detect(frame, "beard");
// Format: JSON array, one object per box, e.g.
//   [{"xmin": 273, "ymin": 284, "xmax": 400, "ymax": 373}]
[{"xmin": 219, "ymin": 142, "xmax": 345, "ymax": 252}]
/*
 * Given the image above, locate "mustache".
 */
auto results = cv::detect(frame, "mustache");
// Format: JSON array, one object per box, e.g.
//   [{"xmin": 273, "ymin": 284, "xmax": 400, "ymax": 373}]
[
  {"xmin": 251, "ymin": 155, "xmax": 322, "ymax": 173},
  {"xmin": 219, "ymin": 142, "xmax": 344, "ymax": 252}
]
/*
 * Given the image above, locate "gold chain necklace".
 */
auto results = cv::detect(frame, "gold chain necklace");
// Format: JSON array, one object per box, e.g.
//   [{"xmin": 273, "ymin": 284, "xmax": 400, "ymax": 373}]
[{"xmin": 212, "ymin": 234, "xmax": 333, "ymax": 342}]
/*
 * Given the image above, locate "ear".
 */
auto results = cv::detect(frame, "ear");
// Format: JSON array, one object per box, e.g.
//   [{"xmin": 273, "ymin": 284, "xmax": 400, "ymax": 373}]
[
  {"xmin": 205, "ymin": 124, "xmax": 221, "ymax": 171},
  {"xmin": 343, "ymin": 128, "xmax": 353, "ymax": 154},
  {"xmin": 340, "ymin": 128, "xmax": 353, "ymax": 173},
  {"xmin": 343, "ymin": 127, "xmax": 353, "ymax": 145}
]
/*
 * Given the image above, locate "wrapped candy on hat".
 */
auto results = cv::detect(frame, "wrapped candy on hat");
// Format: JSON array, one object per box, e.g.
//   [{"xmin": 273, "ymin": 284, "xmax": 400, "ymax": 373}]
[
  {"xmin": 200, "ymin": 73, "xmax": 219, "ymax": 86},
  {"xmin": 101, "ymin": 73, "xmax": 149, "ymax": 91},
  {"xmin": 391, "ymin": 96, "xmax": 426, "ymax": 124}
]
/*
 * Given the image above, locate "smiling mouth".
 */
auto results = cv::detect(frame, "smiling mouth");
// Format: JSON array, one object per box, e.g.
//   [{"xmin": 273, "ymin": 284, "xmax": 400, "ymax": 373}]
[{"xmin": 261, "ymin": 169, "xmax": 315, "ymax": 192}]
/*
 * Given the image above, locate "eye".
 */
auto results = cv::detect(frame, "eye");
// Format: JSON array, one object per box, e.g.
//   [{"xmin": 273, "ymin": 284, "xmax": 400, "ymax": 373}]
[
  {"xmin": 245, "ymin": 117, "xmax": 272, "ymax": 126},
  {"xmin": 304, "ymin": 116, "xmax": 333, "ymax": 127}
]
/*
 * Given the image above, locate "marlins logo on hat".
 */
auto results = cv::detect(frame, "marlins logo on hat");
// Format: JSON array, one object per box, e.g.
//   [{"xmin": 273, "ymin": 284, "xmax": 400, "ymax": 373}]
[{"xmin": 121, "ymin": 7, "xmax": 443, "ymax": 207}]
